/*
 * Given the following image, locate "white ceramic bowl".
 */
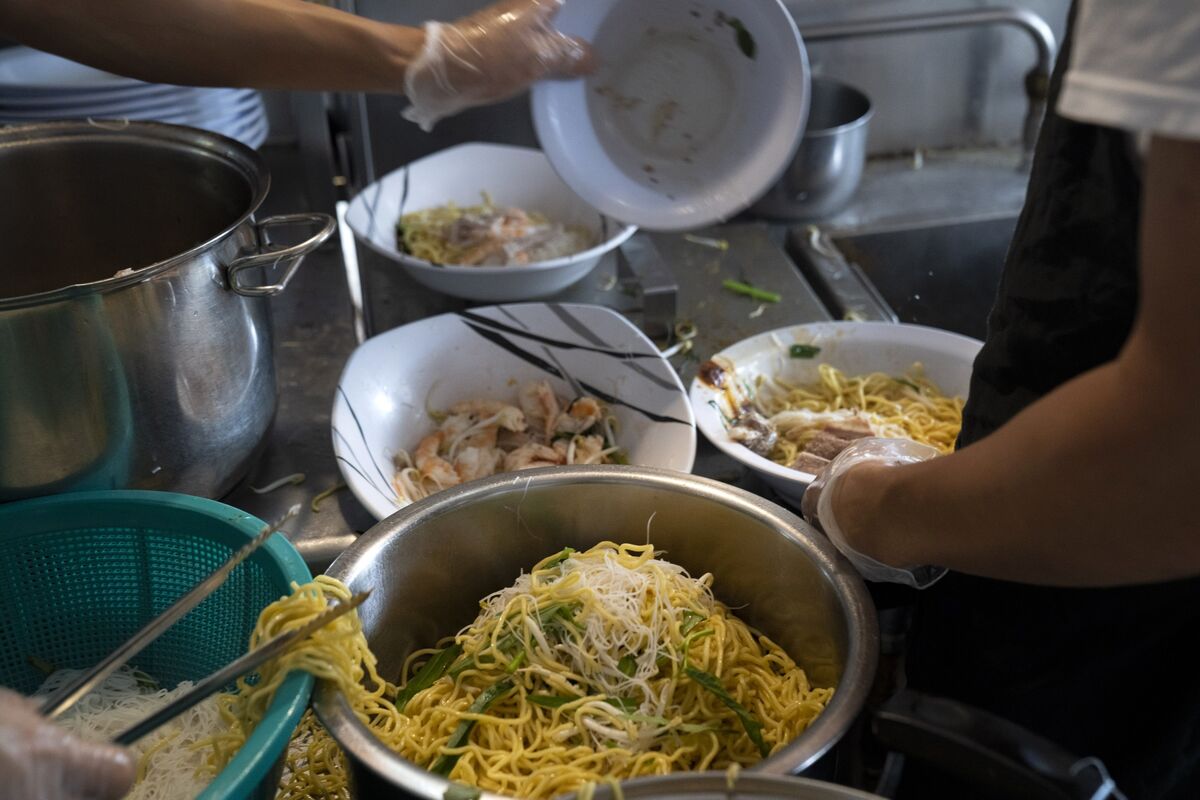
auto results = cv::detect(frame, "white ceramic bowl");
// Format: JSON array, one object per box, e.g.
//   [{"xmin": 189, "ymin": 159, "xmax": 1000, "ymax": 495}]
[
  {"xmin": 532, "ymin": 0, "xmax": 809, "ymax": 231},
  {"xmin": 690, "ymin": 322, "xmax": 982, "ymax": 509},
  {"xmin": 344, "ymin": 143, "xmax": 637, "ymax": 302},
  {"xmin": 333, "ymin": 303, "xmax": 697, "ymax": 520}
]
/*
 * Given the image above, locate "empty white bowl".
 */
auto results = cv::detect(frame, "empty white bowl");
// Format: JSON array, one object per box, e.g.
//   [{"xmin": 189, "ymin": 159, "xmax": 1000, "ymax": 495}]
[
  {"xmin": 531, "ymin": 0, "xmax": 809, "ymax": 231},
  {"xmin": 333, "ymin": 302, "xmax": 697, "ymax": 520},
  {"xmin": 344, "ymin": 143, "xmax": 636, "ymax": 302},
  {"xmin": 689, "ymin": 322, "xmax": 981, "ymax": 509}
]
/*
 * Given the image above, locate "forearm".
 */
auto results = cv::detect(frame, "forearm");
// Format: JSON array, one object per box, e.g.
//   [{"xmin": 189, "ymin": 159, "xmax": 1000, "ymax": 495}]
[
  {"xmin": 835, "ymin": 136, "xmax": 1200, "ymax": 587},
  {"xmin": 0, "ymin": 0, "xmax": 423, "ymax": 92},
  {"xmin": 838, "ymin": 356, "xmax": 1198, "ymax": 586}
]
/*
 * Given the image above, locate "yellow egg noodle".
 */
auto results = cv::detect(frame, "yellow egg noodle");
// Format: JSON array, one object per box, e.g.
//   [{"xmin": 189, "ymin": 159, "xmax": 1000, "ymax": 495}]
[
  {"xmin": 48, "ymin": 547, "xmax": 831, "ymax": 799},
  {"xmin": 755, "ymin": 363, "xmax": 964, "ymax": 465},
  {"xmin": 375, "ymin": 543, "xmax": 829, "ymax": 798},
  {"xmin": 400, "ymin": 199, "xmax": 499, "ymax": 266},
  {"xmin": 397, "ymin": 193, "xmax": 593, "ymax": 267},
  {"xmin": 203, "ymin": 574, "xmax": 393, "ymax": 800}
]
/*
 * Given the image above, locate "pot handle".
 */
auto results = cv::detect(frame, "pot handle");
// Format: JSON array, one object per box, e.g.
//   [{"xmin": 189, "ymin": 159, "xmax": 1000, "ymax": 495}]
[
  {"xmin": 871, "ymin": 689, "xmax": 1125, "ymax": 800},
  {"xmin": 227, "ymin": 213, "xmax": 336, "ymax": 297}
]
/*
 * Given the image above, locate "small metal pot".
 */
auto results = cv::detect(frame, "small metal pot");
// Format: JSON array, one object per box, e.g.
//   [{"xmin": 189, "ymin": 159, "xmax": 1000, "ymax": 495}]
[
  {"xmin": 0, "ymin": 121, "xmax": 334, "ymax": 501},
  {"xmin": 316, "ymin": 466, "xmax": 879, "ymax": 798},
  {"xmin": 750, "ymin": 77, "xmax": 873, "ymax": 221}
]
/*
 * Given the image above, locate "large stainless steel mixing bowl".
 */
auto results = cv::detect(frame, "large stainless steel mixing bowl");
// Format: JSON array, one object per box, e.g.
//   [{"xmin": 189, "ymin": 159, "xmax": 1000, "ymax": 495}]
[{"xmin": 316, "ymin": 466, "xmax": 879, "ymax": 799}]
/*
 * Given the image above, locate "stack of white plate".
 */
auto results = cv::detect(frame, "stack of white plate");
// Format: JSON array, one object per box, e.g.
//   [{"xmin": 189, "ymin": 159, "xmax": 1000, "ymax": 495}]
[{"xmin": 0, "ymin": 46, "xmax": 268, "ymax": 149}]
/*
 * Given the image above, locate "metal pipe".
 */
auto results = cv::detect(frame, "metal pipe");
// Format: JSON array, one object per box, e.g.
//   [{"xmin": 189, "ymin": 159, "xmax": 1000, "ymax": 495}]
[{"xmin": 800, "ymin": 7, "xmax": 1058, "ymax": 154}]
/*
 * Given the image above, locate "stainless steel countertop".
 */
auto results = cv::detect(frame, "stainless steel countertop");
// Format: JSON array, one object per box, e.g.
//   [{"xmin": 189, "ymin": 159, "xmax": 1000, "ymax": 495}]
[{"xmin": 226, "ymin": 145, "xmax": 1029, "ymax": 572}]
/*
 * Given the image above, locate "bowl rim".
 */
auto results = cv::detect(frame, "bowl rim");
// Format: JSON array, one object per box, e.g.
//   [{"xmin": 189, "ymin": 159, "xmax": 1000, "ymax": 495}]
[
  {"xmin": 529, "ymin": 0, "xmax": 811, "ymax": 232},
  {"xmin": 314, "ymin": 465, "xmax": 879, "ymax": 799},
  {"xmin": 689, "ymin": 321, "xmax": 983, "ymax": 486},
  {"xmin": 330, "ymin": 302, "xmax": 699, "ymax": 521},
  {"xmin": 344, "ymin": 141, "xmax": 639, "ymax": 275}
]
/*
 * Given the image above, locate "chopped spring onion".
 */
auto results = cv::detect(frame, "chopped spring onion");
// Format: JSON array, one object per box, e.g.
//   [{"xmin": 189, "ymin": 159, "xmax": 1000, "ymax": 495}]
[
  {"xmin": 431, "ymin": 678, "xmax": 515, "ymax": 776},
  {"xmin": 680, "ymin": 611, "xmax": 706, "ymax": 636},
  {"xmin": 722, "ymin": 280, "xmax": 781, "ymax": 304},
  {"xmin": 789, "ymin": 344, "xmax": 821, "ymax": 359},
  {"xmin": 528, "ymin": 694, "xmax": 577, "ymax": 709},
  {"xmin": 395, "ymin": 644, "xmax": 462, "ymax": 712},
  {"xmin": 685, "ymin": 667, "xmax": 770, "ymax": 758}
]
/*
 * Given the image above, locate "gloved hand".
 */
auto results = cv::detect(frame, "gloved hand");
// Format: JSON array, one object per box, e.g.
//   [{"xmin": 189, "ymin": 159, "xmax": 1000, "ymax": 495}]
[
  {"xmin": 0, "ymin": 687, "xmax": 135, "ymax": 800},
  {"xmin": 801, "ymin": 437, "xmax": 947, "ymax": 589},
  {"xmin": 403, "ymin": 0, "xmax": 592, "ymax": 131}
]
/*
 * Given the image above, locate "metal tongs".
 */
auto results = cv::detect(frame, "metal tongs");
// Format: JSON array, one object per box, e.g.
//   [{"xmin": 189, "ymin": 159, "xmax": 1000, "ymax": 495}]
[
  {"xmin": 34, "ymin": 505, "xmax": 369, "ymax": 744},
  {"xmin": 112, "ymin": 589, "xmax": 369, "ymax": 745}
]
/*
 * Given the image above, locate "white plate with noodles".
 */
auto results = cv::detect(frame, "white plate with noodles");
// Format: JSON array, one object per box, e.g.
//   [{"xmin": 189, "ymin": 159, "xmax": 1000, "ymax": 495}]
[
  {"xmin": 690, "ymin": 322, "xmax": 982, "ymax": 509},
  {"xmin": 332, "ymin": 302, "xmax": 696, "ymax": 519},
  {"xmin": 344, "ymin": 143, "xmax": 637, "ymax": 302}
]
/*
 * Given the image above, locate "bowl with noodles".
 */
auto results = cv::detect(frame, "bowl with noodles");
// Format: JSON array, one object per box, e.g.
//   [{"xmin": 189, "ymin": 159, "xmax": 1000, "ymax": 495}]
[
  {"xmin": 345, "ymin": 143, "xmax": 638, "ymax": 302},
  {"xmin": 690, "ymin": 322, "xmax": 982, "ymax": 509},
  {"xmin": 313, "ymin": 466, "xmax": 878, "ymax": 799},
  {"xmin": 331, "ymin": 302, "xmax": 697, "ymax": 520}
]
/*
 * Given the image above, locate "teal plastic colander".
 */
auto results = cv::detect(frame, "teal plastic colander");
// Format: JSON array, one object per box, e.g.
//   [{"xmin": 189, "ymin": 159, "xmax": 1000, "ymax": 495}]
[{"xmin": 0, "ymin": 490, "xmax": 314, "ymax": 800}]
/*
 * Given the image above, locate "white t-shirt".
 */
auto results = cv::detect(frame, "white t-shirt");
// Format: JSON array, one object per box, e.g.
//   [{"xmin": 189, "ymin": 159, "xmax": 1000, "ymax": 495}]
[{"xmin": 1057, "ymin": 0, "xmax": 1200, "ymax": 141}]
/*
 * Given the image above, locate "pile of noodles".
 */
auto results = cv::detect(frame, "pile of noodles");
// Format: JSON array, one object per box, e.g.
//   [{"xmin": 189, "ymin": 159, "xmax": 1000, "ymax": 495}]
[
  {"xmin": 754, "ymin": 363, "xmax": 964, "ymax": 465},
  {"xmin": 397, "ymin": 195, "xmax": 592, "ymax": 267},
  {"xmin": 224, "ymin": 544, "xmax": 834, "ymax": 800},
  {"xmin": 36, "ymin": 667, "xmax": 224, "ymax": 800}
]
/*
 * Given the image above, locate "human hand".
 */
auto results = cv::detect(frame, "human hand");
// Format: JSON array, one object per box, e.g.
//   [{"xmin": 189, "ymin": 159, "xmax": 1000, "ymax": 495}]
[
  {"xmin": 801, "ymin": 437, "xmax": 947, "ymax": 589},
  {"xmin": 0, "ymin": 687, "xmax": 135, "ymax": 800},
  {"xmin": 403, "ymin": 0, "xmax": 592, "ymax": 131}
]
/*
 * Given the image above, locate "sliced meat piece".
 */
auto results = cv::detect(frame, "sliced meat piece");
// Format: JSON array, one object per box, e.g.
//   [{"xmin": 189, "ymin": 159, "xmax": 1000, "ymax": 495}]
[
  {"xmin": 729, "ymin": 410, "xmax": 778, "ymax": 457},
  {"xmin": 803, "ymin": 429, "xmax": 859, "ymax": 460},
  {"xmin": 790, "ymin": 452, "xmax": 831, "ymax": 475},
  {"xmin": 822, "ymin": 416, "xmax": 874, "ymax": 440}
]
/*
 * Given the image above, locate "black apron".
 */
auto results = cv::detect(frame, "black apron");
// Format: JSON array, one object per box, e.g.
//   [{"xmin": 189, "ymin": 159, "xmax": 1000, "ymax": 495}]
[{"xmin": 901, "ymin": 5, "xmax": 1200, "ymax": 798}]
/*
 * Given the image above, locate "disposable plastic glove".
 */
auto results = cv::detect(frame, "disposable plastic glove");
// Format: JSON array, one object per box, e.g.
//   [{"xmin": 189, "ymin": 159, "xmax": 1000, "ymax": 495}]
[
  {"xmin": 0, "ymin": 687, "xmax": 135, "ymax": 800},
  {"xmin": 801, "ymin": 437, "xmax": 948, "ymax": 589},
  {"xmin": 403, "ymin": 0, "xmax": 592, "ymax": 131}
]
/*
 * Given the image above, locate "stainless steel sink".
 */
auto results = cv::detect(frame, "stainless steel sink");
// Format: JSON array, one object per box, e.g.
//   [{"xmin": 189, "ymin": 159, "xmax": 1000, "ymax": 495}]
[{"xmin": 787, "ymin": 214, "xmax": 1019, "ymax": 341}]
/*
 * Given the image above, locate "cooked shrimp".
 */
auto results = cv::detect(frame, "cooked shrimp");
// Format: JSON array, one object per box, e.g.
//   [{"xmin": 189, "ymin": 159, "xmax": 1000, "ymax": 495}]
[
  {"xmin": 414, "ymin": 431, "xmax": 460, "ymax": 487},
  {"xmin": 519, "ymin": 381, "xmax": 560, "ymax": 440},
  {"xmin": 555, "ymin": 397, "xmax": 603, "ymax": 435},
  {"xmin": 504, "ymin": 443, "xmax": 564, "ymax": 471},
  {"xmin": 444, "ymin": 404, "xmax": 527, "ymax": 456},
  {"xmin": 570, "ymin": 434, "xmax": 608, "ymax": 465},
  {"xmin": 454, "ymin": 446, "xmax": 503, "ymax": 482}
]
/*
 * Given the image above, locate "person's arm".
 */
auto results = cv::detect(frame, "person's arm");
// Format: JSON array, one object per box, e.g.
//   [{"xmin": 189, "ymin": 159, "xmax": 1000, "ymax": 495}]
[
  {"xmin": 830, "ymin": 135, "xmax": 1200, "ymax": 588},
  {"xmin": 0, "ymin": 0, "xmax": 420, "ymax": 92},
  {"xmin": 0, "ymin": 0, "xmax": 589, "ymax": 126}
]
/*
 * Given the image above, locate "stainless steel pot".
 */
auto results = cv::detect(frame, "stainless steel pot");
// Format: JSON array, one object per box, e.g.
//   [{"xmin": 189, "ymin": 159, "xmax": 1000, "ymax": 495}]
[
  {"xmin": 0, "ymin": 121, "xmax": 334, "ymax": 501},
  {"xmin": 750, "ymin": 77, "xmax": 873, "ymax": 221},
  {"xmin": 315, "ymin": 466, "xmax": 879, "ymax": 799}
]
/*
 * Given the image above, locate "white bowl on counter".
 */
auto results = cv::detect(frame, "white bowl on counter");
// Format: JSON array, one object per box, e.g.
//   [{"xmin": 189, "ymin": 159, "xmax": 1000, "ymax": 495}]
[
  {"xmin": 343, "ymin": 143, "xmax": 637, "ymax": 302},
  {"xmin": 689, "ymin": 322, "xmax": 982, "ymax": 509},
  {"xmin": 333, "ymin": 302, "xmax": 697, "ymax": 520}
]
